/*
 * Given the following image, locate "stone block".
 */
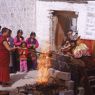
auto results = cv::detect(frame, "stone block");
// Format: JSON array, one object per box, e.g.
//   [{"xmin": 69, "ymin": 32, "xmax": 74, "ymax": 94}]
[
  {"xmin": 65, "ymin": 80, "xmax": 74, "ymax": 90},
  {"xmin": 57, "ymin": 72, "xmax": 71, "ymax": 81},
  {"xmin": 78, "ymin": 87, "xmax": 84, "ymax": 95},
  {"xmin": 59, "ymin": 90, "xmax": 74, "ymax": 95},
  {"xmin": 49, "ymin": 68, "xmax": 71, "ymax": 80}
]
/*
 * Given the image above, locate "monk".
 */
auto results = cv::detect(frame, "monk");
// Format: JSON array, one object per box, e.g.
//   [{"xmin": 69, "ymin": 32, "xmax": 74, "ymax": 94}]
[{"xmin": 0, "ymin": 27, "xmax": 17, "ymax": 87}]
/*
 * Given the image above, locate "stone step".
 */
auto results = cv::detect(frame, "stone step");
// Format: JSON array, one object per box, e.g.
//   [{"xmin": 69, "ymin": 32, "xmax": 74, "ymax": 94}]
[
  {"xmin": 49, "ymin": 68, "xmax": 71, "ymax": 81},
  {"xmin": 65, "ymin": 80, "xmax": 74, "ymax": 90},
  {"xmin": 59, "ymin": 90, "xmax": 74, "ymax": 95}
]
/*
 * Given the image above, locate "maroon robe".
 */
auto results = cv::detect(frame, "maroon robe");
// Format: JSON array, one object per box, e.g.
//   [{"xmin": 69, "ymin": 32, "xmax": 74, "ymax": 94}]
[{"xmin": 0, "ymin": 36, "xmax": 10, "ymax": 83}]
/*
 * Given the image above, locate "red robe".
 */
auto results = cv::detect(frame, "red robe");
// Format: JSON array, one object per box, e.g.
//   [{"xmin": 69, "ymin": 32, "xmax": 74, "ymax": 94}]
[{"xmin": 0, "ymin": 36, "xmax": 10, "ymax": 83}]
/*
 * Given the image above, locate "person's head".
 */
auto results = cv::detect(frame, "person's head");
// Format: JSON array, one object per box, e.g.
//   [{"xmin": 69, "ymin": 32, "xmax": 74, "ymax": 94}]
[
  {"xmin": 67, "ymin": 30, "xmax": 73, "ymax": 37},
  {"xmin": 68, "ymin": 29, "xmax": 73, "ymax": 33},
  {"xmin": 30, "ymin": 32, "xmax": 36, "ymax": 39},
  {"xmin": 21, "ymin": 41, "xmax": 27, "ymax": 48},
  {"xmin": 17, "ymin": 30, "xmax": 23, "ymax": 37},
  {"xmin": 70, "ymin": 40, "xmax": 76, "ymax": 48},
  {"xmin": 1, "ymin": 27, "xmax": 9, "ymax": 37},
  {"xmin": 8, "ymin": 29, "xmax": 12, "ymax": 37}
]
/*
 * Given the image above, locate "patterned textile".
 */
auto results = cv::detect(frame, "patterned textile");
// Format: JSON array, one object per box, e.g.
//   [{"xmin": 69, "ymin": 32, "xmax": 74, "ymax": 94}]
[
  {"xmin": 18, "ymin": 48, "xmax": 29, "ymax": 60},
  {"xmin": 20, "ymin": 60, "xmax": 27, "ymax": 72},
  {"xmin": 73, "ymin": 43, "xmax": 90, "ymax": 58}
]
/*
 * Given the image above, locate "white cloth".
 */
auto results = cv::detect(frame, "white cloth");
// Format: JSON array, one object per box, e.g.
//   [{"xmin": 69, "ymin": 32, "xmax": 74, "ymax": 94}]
[{"xmin": 73, "ymin": 43, "xmax": 90, "ymax": 58}]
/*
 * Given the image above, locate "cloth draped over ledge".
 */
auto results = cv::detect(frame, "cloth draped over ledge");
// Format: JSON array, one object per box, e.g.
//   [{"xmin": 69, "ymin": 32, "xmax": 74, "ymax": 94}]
[{"xmin": 80, "ymin": 39, "xmax": 95, "ymax": 57}]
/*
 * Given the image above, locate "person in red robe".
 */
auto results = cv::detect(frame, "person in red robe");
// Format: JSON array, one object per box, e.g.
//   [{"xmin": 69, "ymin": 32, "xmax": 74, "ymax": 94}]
[{"xmin": 0, "ymin": 27, "xmax": 17, "ymax": 87}]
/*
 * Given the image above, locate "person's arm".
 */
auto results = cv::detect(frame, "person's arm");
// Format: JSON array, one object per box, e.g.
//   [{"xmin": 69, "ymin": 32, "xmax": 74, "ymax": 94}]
[
  {"xmin": 61, "ymin": 44, "xmax": 71, "ymax": 51},
  {"xmin": 26, "ymin": 38, "xmax": 31, "ymax": 48},
  {"xmin": 35, "ymin": 40, "xmax": 39, "ymax": 48},
  {"xmin": 11, "ymin": 37, "xmax": 14, "ymax": 47},
  {"xmin": 3, "ymin": 41, "xmax": 17, "ymax": 51},
  {"xmin": 18, "ymin": 49, "xmax": 23, "ymax": 55}
]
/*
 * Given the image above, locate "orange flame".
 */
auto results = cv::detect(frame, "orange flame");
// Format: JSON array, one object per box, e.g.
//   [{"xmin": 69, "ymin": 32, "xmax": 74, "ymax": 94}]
[{"xmin": 37, "ymin": 51, "xmax": 51, "ymax": 84}]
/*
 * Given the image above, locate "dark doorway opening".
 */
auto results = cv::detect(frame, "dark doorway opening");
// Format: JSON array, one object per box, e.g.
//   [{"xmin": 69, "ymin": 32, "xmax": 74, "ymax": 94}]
[{"xmin": 52, "ymin": 10, "xmax": 78, "ymax": 50}]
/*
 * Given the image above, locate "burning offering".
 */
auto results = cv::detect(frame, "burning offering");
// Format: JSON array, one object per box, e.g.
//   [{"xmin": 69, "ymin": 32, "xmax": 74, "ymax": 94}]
[{"xmin": 37, "ymin": 50, "xmax": 51, "ymax": 84}]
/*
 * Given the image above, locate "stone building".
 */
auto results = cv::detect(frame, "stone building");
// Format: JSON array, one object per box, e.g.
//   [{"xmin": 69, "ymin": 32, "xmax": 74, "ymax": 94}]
[
  {"xmin": 0, "ymin": 0, "xmax": 95, "ymax": 50},
  {"xmin": 36, "ymin": 0, "xmax": 95, "ymax": 50}
]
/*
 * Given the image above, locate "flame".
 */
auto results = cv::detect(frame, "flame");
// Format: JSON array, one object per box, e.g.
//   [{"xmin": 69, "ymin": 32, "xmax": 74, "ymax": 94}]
[{"xmin": 37, "ymin": 50, "xmax": 51, "ymax": 84}]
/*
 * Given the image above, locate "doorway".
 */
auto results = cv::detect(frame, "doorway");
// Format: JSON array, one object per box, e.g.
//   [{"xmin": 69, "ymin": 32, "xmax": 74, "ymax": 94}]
[{"xmin": 51, "ymin": 10, "xmax": 78, "ymax": 50}]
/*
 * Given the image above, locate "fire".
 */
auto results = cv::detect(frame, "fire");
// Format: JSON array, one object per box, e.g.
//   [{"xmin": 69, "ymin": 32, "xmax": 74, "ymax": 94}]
[{"xmin": 37, "ymin": 50, "xmax": 51, "ymax": 84}]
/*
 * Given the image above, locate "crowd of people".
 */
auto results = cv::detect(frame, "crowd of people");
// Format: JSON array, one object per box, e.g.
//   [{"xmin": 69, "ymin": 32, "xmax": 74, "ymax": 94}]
[
  {"xmin": 0, "ymin": 26, "xmax": 91, "ymax": 87},
  {"xmin": 0, "ymin": 26, "xmax": 39, "ymax": 86}
]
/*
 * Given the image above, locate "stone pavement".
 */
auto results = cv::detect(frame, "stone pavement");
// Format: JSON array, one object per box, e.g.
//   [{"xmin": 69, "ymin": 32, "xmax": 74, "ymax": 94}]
[
  {"xmin": 0, "ymin": 69, "xmax": 73, "ymax": 93},
  {"xmin": 0, "ymin": 70, "xmax": 38, "ymax": 91}
]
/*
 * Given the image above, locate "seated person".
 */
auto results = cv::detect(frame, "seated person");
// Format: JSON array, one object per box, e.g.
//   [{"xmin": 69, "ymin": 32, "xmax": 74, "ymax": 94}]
[
  {"xmin": 67, "ymin": 30, "xmax": 79, "ymax": 41},
  {"xmin": 61, "ymin": 40, "xmax": 77, "ymax": 57}
]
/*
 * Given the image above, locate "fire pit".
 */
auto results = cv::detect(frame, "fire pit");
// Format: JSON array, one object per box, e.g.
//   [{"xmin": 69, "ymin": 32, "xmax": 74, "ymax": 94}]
[
  {"xmin": 16, "ymin": 51, "xmax": 66, "ymax": 95},
  {"xmin": 10, "ymin": 50, "xmax": 74, "ymax": 95},
  {"xmin": 16, "ymin": 77, "xmax": 65, "ymax": 95}
]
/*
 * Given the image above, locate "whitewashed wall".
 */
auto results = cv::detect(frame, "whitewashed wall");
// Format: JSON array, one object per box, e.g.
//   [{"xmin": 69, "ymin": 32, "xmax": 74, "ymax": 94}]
[
  {"xmin": 0, "ymin": 0, "xmax": 95, "ymax": 50},
  {"xmin": 84, "ymin": 1, "xmax": 95, "ymax": 40},
  {"xmin": 0, "ymin": 0, "xmax": 36, "ymax": 38}
]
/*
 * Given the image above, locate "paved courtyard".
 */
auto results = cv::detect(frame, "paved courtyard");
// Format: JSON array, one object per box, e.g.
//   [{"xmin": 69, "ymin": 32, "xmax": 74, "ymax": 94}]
[{"xmin": 0, "ymin": 70, "xmax": 38, "ymax": 91}]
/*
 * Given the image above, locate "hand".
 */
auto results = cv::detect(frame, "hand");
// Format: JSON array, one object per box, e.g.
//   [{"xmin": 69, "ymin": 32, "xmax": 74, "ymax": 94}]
[
  {"xmin": 33, "ymin": 45, "xmax": 35, "ymax": 48},
  {"xmin": 11, "ymin": 47, "xmax": 19, "ymax": 51},
  {"xmin": 15, "ymin": 47, "xmax": 20, "ymax": 50},
  {"xmin": 31, "ymin": 44, "xmax": 35, "ymax": 49}
]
